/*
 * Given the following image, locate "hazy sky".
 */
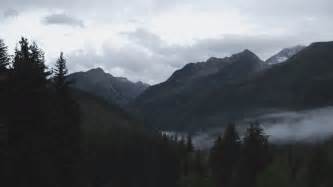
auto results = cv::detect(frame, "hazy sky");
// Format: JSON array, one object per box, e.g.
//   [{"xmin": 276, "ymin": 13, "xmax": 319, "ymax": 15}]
[{"xmin": 1, "ymin": 0, "xmax": 333, "ymax": 84}]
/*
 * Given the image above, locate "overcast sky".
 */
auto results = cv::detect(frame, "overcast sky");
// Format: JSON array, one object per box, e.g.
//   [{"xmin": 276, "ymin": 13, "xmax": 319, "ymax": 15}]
[{"xmin": 1, "ymin": 0, "xmax": 333, "ymax": 84}]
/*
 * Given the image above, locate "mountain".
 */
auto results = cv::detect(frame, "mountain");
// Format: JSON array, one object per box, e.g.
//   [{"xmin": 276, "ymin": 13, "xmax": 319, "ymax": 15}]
[
  {"xmin": 67, "ymin": 68, "xmax": 149, "ymax": 106},
  {"xmin": 168, "ymin": 57, "xmax": 229, "ymax": 83},
  {"xmin": 132, "ymin": 42, "xmax": 333, "ymax": 131},
  {"xmin": 72, "ymin": 89, "xmax": 141, "ymax": 132},
  {"xmin": 266, "ymin": 45, "xmax": 306, "ymax": 65},
  {"xmin": 132, "ymin": 50, "xmax": 267, "ymax": 130}
]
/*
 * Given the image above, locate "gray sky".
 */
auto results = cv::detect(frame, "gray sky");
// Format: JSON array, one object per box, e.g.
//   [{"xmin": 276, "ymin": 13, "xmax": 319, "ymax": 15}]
[{"xmin": 1, "ymin": 0, "xmax": 333, "ymax": 84}]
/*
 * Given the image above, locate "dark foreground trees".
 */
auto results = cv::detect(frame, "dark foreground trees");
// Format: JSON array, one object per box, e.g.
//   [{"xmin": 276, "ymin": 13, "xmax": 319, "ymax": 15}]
[
  {"xmin": 3, "ymin": 38, "xmax": 80, "ymax": 187},
  {"xmin": 209, "ymin": 122, "xmax": 333, "ymax": 187},
  {"xmin": 209, "ymin": 123, "xmax": 270, "ymax": 187},
  {"xmin": 210, "ymin": 123, "xmax": 241, "ymax": 187},
  {"xmin": 232, "ymin": 123, "xmax": 271, "ymax": 187},
  {"xmin": 8, "ymin": 37, "xmax": 52, "ymax": 187},
  {"xmin": 0, "ymin": 38, "xmax": 188, "ymax": 187},
  {"xmin": 53, "ymin": 52, "xmax": 81, "ymax": 187},
  {"xmin": 0, "ymin": 39, "xmax": 9, "ymax": 72}
]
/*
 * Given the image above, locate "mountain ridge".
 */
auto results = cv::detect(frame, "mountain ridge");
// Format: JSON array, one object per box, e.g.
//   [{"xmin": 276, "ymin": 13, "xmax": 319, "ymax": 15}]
[
  {"xmin": 266, "ymin": 45, "xmax": 306, "ymax": 65},
  {"xmin": 132, "ymin": 42, "xmax": 333, "ymax": 131},
  {"xmin": 67, "ymin": 67, "xmax": 149, "ymax": 107},
  {"xmin": 132, "ymin": 49, "xmax": 267, "ymax": 130}
]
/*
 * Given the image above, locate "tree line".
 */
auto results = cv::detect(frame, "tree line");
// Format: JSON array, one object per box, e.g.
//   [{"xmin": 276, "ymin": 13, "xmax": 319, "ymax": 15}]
[
  {"xmin": 0, "ymin": 38, "xmax": 193, "ymax": 187},
  {"xmin": 179, "ymin": 122, "xmax": 333, "ymax": 187},
  {"xmin": 0, "ymin": 38, "xmax": 80, "ymax": 187}
]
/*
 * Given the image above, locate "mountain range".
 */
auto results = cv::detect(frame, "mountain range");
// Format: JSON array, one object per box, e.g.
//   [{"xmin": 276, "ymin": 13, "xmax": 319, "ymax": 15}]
[
  {"xmin": 68, "ymin": 41, "xmax": 333, "ymax": 132},
  {"xmin": 132, "ymin": 41, "xmax": 333, "ymax": 131},
  {"xmin": 67, "ymin": 68, "xmax": 149, "ymax": 106}
]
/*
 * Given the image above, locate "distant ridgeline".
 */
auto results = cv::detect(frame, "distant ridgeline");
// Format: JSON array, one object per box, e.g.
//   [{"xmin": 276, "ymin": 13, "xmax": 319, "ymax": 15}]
[
  {"xmin": 67, "ymin": 67, "xmax": 149, "ymax": 107},
  {"xmin": 132, "ymin": 42, "xmax": 333, "ymax": 131}
]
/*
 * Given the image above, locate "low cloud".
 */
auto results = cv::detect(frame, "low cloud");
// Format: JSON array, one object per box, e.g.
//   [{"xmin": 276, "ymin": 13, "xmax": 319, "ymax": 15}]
[
  {"xmin": 261, "ymin": 107, "xmax": 333, "ymax": 143},
  {"xmin": 3, "ymin": 9, "xmax": 19, "ymax": 18},
  {"xmin": 42, "ymin": 13, "xmax": 84, "ymax": 28},
  {"xmin": 189, "ymin": 107, "xmax": 333, "ymax": 149}
]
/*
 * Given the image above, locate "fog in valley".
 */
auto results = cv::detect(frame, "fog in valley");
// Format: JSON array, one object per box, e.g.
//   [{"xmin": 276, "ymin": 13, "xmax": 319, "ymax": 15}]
[{"xmin": 188, "ymin": 107, "xmax": 333, "ymax": 149}]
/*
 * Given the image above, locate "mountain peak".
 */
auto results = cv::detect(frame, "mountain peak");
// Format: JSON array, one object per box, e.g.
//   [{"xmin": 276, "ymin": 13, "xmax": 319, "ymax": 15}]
[
  {"xmin": 230, "ymin": 49, "xmax": 262, "ymax": 62},
  {"xmin": 87, "ymin": 67, "xmax": 105, "ymax": 74},
  {"xmin": 67, "ymin": 67, "xmax": 149, "ymax": 106},
  {"xmin": 266, "ymin": 45, "xmax": 306, "ymax": 65},
  {"xmin": 168, "ymin": 57, "xmax": 229, "ymax": 83},
  {"xmin": 235, "ymin": 49, "xmax": 256, "ymax": 56},
  {"xmin": 243, "ymin": 49, "xmax": 253, "ymax": 53},
  {"xmin": 241, "ymin": 49, "xmax": 257, "ymax": 56},
  {"xmin": 206, "ymin": 57, "xmax": 224, "ymax": 63}
]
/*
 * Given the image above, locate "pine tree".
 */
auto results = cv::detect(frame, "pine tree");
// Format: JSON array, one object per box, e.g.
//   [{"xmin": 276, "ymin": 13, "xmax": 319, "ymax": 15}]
[
  {"xmin": 0, "ymin": 39, "xmax": 9, "ymax": 72},
  {"xmin": 13, "ymin": 38, "xmax": 29, "ymax": 75},
  {"xmin": 242, "ymin": 122, "xmax": 270, "ymax": 171},
  {"xmin": 12, "ymin": 38, "xmax": 50, "ymax": 88},
  {"xmin": 30, "ymin": 42, "xmax": 50, "ymax": 84},
  {"xmin": 9, "ymin": 38, "xmax": 53, "ymax": 187},
  {"xmin": 210, "ymin": 123, "xmax": 240, "ymax": 187},
  {"xmin": 54, "ymin": 52, "xmax": 68, "ymax": 91},
  {"xmin": 0, "ymin": 39, "xmax": 10, "ymax": 123},
  {"xmin": 186, "ymin": 134, "xmax": 194, "ymax": 152},
  {"xmin": 53, "ymin": 52, "xmax": 81, "ymax": 187},
  {"xmin": 0, "ymin": 39, "xmax": 9, "ymax": 187},
  {"xmin": 233, "ymin": 122, "xmax": 270, "ymax": 187}
]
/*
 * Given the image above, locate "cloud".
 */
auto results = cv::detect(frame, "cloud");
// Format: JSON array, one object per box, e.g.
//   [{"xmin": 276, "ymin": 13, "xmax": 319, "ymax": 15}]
[
  {"xmin": 1, "ymin": 0, "xmax": 333, "ymax": 84},
  {"xmin": 67, "ymin": 42, "xmax": 175, "ymax": 84},
  {"xmin": 186, "ymin": 107, "xmax": 333, "ymax": 149},
  {"xmin": 124, "ymin": 28, "xmax": 311, "ymax": 59},
  {"xmin": 65, "ymin": 28, "xmax": 312, "ymax": 84},
  {"xmin": 261, "ymin": 108, "xmax": 333, "ymax": 143},
  {"xmin": 42, "ymin": 13, "xmax": 84, "ymax": 28},
  {"xmin": 3, "ymin": 9, "xmax": 19, "ymax": 18}
]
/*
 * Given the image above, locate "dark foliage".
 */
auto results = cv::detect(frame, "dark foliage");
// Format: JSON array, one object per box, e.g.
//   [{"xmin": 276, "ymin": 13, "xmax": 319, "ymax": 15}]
[
  {"xmin": 210, "ymin": 123, "xmax": 240, "ymax": 187},
  {"xmin": 232, "ymin": 123, "xmax": 271, "ymax": 187},
  {"xmin": 0, "ymin": 38, "xmax": 187, "ymax": 187},
  {"xmin": 0, "ymin": 39, "xmax": 10, "ymax": 72}
]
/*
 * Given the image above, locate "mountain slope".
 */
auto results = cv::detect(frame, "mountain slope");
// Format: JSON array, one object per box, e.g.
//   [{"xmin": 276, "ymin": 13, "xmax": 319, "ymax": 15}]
[
  {"xmin": 191, "ymin": 41, "xmax": 333, "ymax": 128},
  {"xmin": 67, "ymin": 68, "xmax": 149, "ymax": 106},
  {"xmin": 133, "ymin": 42, "xmax": 333, "ymax": 131},
  {"xmin": 266, "ymin": 45, "xmax": 305, "ymax": 65},
  {"xmin": 132, "ymin": 50, "xmax": 267, "ymax": 130},
  {"xmin": 71, "ymin": 89, "xmax": 142, "ymax": 132}
]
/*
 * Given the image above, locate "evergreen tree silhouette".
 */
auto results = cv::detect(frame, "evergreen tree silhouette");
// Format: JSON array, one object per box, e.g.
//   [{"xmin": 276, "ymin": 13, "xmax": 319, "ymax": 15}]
[
  {"xmin": 8, "ymin": 37, "xmax": 52, "ymax": 187},
  {"xmin": 0, "ymin": 39, "xmax": 9, "ymax": 187},
  {"xmin": 210, "ymin": 123, "xmax": 240, "ymax": 187},
  {"xmin": 186, "ymin": 134, "xmax": 194, "ymax": 152},
  {"xmin": 233, "ymin": 122, "xmax": 270, "ymax": 187},
  {"xmin": 0, "ymin": 39, "xmax": 9, "ymax": 72},
  {"xmin": 54, "ymin": 52, "xmax": 68, "ymax": 91},
  {"xmin": 53, "ymin": 52, "xmax": 81, "ymax": 187}
]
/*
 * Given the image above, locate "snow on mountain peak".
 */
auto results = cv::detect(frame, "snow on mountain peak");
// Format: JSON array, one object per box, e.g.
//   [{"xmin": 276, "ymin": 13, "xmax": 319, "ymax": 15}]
[{"xmin": 266, "ymin": 45, "xmax": 306, "ymax": 65}]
